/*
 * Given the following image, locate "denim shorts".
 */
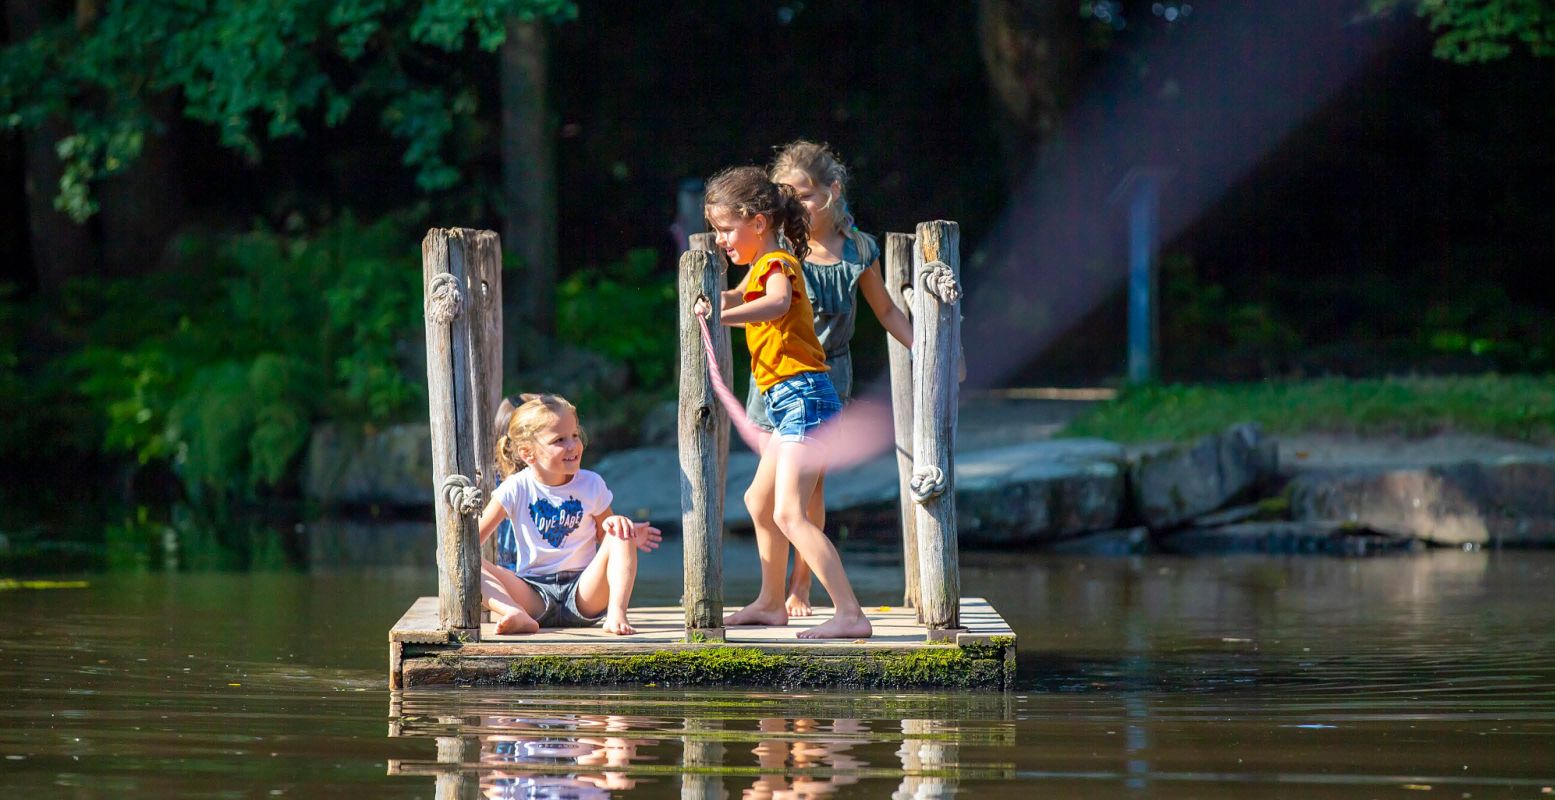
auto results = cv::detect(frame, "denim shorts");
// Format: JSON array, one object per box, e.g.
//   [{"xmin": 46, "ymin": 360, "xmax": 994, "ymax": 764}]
[
  {"xmin": 762, "ymin": 371, "xmax": 842, "ymax": 444},
  {"xmin": 518, "ymin": 569, "xmax": 603, "ymax": 628}
]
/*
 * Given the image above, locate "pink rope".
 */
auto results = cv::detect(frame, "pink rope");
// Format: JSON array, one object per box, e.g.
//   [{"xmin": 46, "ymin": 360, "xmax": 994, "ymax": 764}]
[
  {"xmin": 694, "ymin": 312, "xmax": 894, "ymax": 470},
  {"xmin": 697, "ymin": 312, "xmax": 769, "ymax": 454}
]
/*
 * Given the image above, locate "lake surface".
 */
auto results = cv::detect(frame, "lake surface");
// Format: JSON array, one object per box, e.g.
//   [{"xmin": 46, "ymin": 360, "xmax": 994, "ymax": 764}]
[{"xmin": 4, "ymin": 531, "xmax": 1554, "ymax": 797}]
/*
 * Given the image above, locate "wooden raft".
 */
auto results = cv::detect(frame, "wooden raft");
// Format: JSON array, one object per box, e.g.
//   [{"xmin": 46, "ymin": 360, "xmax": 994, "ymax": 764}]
[
  {"xmin": 390, "ymin": 597, "xmax": 1016, "ymax": 690},
  {"xmin": 392, "ymin": 222, "xmax": 1017, "ymax": 691}
]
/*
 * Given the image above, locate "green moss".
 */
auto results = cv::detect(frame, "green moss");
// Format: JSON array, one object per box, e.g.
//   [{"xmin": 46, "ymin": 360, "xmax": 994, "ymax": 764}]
[{"xmin": 448, "ymin": 645, "xmax": 1010, "ymax": 689}]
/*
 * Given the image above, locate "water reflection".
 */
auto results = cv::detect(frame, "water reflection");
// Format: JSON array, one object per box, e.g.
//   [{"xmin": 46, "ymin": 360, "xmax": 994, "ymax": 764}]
[{"xmin": 387, "ymin": 691, "xmax": 1016, "ymax": 798}]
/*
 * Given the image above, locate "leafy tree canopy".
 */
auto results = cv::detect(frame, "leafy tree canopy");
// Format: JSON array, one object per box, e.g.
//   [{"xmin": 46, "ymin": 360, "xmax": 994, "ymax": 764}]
[
  {"xmin": 0, "ymin": 0, "xmax": 574, "ymax": 221},
  {"xmin": 1377, "ymin": 0, "xmax": 1555, "ymax": 63}
]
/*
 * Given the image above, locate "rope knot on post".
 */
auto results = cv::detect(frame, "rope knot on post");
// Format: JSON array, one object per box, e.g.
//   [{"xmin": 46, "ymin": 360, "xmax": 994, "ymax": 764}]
[
  {"xmin": 910, "ymin": 464, "xmax": 947, "ymax": 503},
  {"xmin": 441, "ymin": 474, "xmax": 484, "ymax": 516},
  {"xmin": 920, "ymin": 261, "xmax": 961, "ymax": 305},
  {"xmin": 426, "ymin": 272, "xmax": 465, "ymax": 325}
]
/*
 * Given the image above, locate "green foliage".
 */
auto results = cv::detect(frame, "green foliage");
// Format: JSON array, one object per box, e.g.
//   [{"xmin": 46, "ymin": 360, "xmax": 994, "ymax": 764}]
[
  {"xmin": 62, "ymin": 215, "xmax": 424, "ymax": 501},
  {"xmin": 0, "ymin": 0, "xmax": 576, "ymax": 220},
  {"xmin": 1062, "ymin": 374, "xmax": 1555, "ymax": 444},
  {"xmin": 1161, "ymin": 255, "xmax": 1301, "ymax": 377},
  {"xmin": 556, "ymin": 248, "xmax": 678, "ymax": 391},
  {"xmin": 1375, "ymin": 0, "xmax": 1555, "ymax": 62}
]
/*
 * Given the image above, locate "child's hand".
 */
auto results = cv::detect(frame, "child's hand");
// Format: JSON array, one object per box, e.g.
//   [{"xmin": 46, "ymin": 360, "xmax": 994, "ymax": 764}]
[
  {"xmin": 633, "ymin": 521, "xmax": 663, "ymax": 553},
  {"xmin": 600, "ymin": 515, "xmax": 637, "ymax": 540},
  {"xmin": 693, "ymin": 297, "xmax": 711, "ymax": 318}
]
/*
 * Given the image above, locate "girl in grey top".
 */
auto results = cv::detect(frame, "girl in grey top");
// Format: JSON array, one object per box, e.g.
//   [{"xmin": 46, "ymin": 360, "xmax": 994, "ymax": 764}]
[{"xmin": 744, "ymin": 140, "xmax": 913, "ymax": 617}]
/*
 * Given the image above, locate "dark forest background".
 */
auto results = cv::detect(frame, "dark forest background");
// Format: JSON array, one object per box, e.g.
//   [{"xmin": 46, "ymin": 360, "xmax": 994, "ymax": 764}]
[{"xmin": 1, "ymin": 0, "xmax": 1551, "ymax": 532}]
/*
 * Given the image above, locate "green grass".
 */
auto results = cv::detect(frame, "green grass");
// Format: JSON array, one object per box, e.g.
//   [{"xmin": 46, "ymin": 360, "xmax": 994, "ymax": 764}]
[{"xmin": 1060, "ymin": 374, "xmax": 1555, "ymax": 444}]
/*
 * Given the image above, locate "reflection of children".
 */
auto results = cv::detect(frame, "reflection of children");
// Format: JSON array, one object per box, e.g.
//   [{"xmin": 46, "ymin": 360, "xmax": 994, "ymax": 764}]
[
  {"xmin": 694, "ymin": 166, "xmax": 872, "ymax": 640},
  {"xmin": 477, "ymin": 394, "xmax": 659, "ymax": 636},
  {"xmin": 752, "ymin": 141, "xmax": 914, "ymax": 617},
  {"xmin": 481, "ymin": 713, "xmax": 642, "ymax": 797}
]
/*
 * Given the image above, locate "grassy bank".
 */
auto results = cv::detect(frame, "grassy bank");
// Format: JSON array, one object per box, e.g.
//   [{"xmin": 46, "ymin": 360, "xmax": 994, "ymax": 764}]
[{"xmin": 1060, "ymin": 374, "xmax": 1555, "ymax": 444}]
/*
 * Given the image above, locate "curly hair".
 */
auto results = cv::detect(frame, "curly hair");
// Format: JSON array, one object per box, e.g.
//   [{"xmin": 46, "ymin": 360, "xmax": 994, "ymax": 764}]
[
  {"xmin": 770, "ymin": 139, "xmax": 872, "ymax": 258},
  {"xmin": 494, "ymin": 393, "xmax": 586, "ymax": 478},
  {"xmin": 704, "ymin": 165, "xmax": 811, "ymax": 261}
]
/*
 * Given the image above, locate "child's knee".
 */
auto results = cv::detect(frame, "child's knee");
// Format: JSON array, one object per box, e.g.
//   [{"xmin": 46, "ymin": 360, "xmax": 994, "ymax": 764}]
[
  {"xmin": 744, "ymin": 484, "xmax": 775, "ymax": 517},
  {"xmin": 773, "ymin": 502, "xmax": 809, "ymax": 532}
]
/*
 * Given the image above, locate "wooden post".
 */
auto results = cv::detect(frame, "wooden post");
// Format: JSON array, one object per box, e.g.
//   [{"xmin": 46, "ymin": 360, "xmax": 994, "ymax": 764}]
[
  {"xmin": 468, "ymin": 235, "xmax": 503, "ymax": 564},
  {"xmin": 911, "ymin": 221, "xmax": 963, "ymax": 636},
  {"xmin": 422, "ymin": 228, "xmax": 491, "ymax": 637},
  {"xmin": 884, "ymin": 232, "xmax": 921, "ymax": 613},
  {"xmin": 678, "ymin": 247, "xmax": 727, "ymax": 640},
  {"xmin": 689, "ymin": 232, "xmax": 733, "ymax": 512}
]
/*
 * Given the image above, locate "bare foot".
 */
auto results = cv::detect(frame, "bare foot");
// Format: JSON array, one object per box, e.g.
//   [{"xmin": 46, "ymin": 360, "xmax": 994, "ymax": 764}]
[
  {"xmin": 785, "ymin": 590, "xmax": 814, "ymax": 617},
  {"xmin": 724, "ymin": 603, "xmax": 788, "ymax": 627},
  {"xmin": 603, "ymin": 612, "xmax": 636, "ymax": 636},
  {"xmin": 797, "ymin": 612, "xmax": 872, "ymax": 640},
  {"xmin": 495, "ymin": 610, "xmax": 540, "ymax": 635}
]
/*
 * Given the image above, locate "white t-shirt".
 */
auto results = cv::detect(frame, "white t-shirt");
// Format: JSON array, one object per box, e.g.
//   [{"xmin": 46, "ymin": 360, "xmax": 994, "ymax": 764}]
[{"xmin": 491, "ymin": 468, "xmax": 614, "ymax": 578}]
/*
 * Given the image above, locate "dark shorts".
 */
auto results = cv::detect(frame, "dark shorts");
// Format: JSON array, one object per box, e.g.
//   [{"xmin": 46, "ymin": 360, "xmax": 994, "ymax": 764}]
[
  {"xmin": 518, "ymin": 569, "xmax": 603, "ymax": 628},
  {"xmin": 762, "ymin": 371, "xmax": 842, "ymax": 444}
]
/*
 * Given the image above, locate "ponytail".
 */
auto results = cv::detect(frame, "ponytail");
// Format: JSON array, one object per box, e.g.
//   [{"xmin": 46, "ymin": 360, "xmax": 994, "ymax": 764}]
[{"xmin": 776, "ymin": 184, "xmax": 811, "ymax": 262}]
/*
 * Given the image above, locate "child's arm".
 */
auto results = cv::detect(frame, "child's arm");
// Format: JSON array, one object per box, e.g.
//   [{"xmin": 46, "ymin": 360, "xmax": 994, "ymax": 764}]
[
  {"xmin": 717, "ymin": 270, "xmax": 792, "ymax": 326},
  {"xmin": 594, "ymin": 507, "xmax": 663, "ymax": 552},
  {"xmin": 858, "ymin": 259, "xmax": 913, "ymax": 348},
  {"xmin": 477, "ymin": 497, "xmax": 508, "ymax": 544}
]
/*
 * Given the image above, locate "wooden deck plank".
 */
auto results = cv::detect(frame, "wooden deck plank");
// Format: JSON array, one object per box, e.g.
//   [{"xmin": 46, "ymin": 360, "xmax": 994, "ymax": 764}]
[{"xmin": 390, "ymin": 596, "xmax": 449, "ymax": 643}]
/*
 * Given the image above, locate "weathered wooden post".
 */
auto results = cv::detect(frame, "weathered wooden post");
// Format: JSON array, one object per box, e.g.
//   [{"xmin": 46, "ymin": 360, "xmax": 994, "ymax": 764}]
[
  {"xmin": 470, "ymin": 239, "xmax": 503, "ymax": 565},
  {"xmin": 678, "ymin": 246, "xmax": 728, "ymax": 641},
  {"xmin": 911, "ymin": 221, "xmax": 963, "ymax": 637},
  {"xmin": 884, "ymin": 232, "xmax": 921, "ymax": 613},
  {"xmin": 423, "ymin": 228, "xmax": 497, "ymax": 637},
  {"xmin": 688, "ymin": 232, "xmax": 734, "ymax": 490}
]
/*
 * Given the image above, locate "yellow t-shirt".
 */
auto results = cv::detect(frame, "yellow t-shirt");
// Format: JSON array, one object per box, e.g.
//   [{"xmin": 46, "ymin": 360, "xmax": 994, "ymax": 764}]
[{"xmin": 742, "ymin": 251, "xmax": 828, "ymax": 392}]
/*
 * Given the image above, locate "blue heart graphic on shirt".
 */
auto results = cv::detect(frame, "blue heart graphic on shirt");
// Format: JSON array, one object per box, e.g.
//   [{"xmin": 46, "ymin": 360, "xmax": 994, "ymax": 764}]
[{"xmin": 529, "ymin": 496, "xmax": 586, "ymax": 548}]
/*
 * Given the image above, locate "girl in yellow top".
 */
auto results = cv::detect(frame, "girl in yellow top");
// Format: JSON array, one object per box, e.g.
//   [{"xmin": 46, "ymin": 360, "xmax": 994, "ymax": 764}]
[{"xmin": 694, "ymin": 165, "xmax": 872, "ymax": 640}]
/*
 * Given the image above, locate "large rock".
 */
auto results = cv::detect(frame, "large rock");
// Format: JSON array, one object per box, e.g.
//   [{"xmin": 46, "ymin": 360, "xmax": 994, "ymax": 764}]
[
  {"xmin": 1159, "ymin": 521, "xmax": 1415, "ymax": 556},
  {"xmin": 595, "ymin": 438, "xmax": 1127, "ymax": 545},
  {"xmin": 1128, "ymin": 423, "xmax": 1277, "ymax": 528},
  {"xmin": 955, "ymin": 439, "xmax": 1126, "ymax": 545},
  {"xmin": 303, "ymin": 423, "xmax": 434, "ymax": 508},
  {"xmin": 1288, "ymin": 457, "xmax": 1555, "ymax": 546}
]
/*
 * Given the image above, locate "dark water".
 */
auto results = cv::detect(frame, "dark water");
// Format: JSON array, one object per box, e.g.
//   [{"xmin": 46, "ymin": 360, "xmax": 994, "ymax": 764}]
[{"xmin": 3, "ymin": 532, "xmax": 1555, "ymax": 797}]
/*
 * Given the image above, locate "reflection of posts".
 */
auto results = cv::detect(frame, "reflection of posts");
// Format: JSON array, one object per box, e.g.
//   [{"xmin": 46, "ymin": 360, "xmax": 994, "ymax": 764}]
[
  {"xmin": 885, "ymin": 232, "xmax": 921, "ymax": 614},
  {"xmin": 911, "ymin": 221, "xmax": 963, "ymax": 635},
  {"xmin": 436, "ymin": 734, "xmax": 479, "ymax": 800},
  {"xmin": 678, "ymin": 247, "xmax": 729, "ymax": 641},
  {"xmin": 681, "ymin": 717, "xmax": 728, "ymax": 800},
  {"xmin": 896, "ymin": 719, "xmax": 955, "ymax": 800}
]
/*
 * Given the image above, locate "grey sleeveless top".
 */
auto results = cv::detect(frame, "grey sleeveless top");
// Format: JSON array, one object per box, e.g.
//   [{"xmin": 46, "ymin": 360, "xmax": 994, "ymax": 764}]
[{"xmin": 745, "ymin": 232, "xmax": 879, "ymax": 428}]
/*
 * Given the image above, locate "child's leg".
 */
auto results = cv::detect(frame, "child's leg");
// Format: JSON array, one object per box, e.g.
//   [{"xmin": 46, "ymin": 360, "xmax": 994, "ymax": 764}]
[
  {"xmin": 574, "ymin": 533, "xmax": 639, "ymax": 635},
  {"xmin": 482, "ymin": 560, "xmax": 544, "ymax": 635},
  {"xmin": 725, "ymin": 444, "xmax": 793, "ymax": 627},
  {"xmin": 771, "ymin": 441, "xmax": 872, "ymax": 639},
  {"xmin": 785, "ymin": 472, "xmax": 826, "ymax": 617}
]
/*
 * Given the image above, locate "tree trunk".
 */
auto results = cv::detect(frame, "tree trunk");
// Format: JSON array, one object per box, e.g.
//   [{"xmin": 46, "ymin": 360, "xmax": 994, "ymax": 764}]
[
  {"xmin": 97, "ymin": 97, "xmax": 185, "ymax": 279},
  {"xmin": 4, "ymin": 0, "xmax": 97, "ymax": 292},
  {"xmin": 500, "ymin": 18, "xmax": 557, "ymax": 368},
  {"xmin": 976, "ymin": 0, "xmax": 1085, "ymax": 177}
]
